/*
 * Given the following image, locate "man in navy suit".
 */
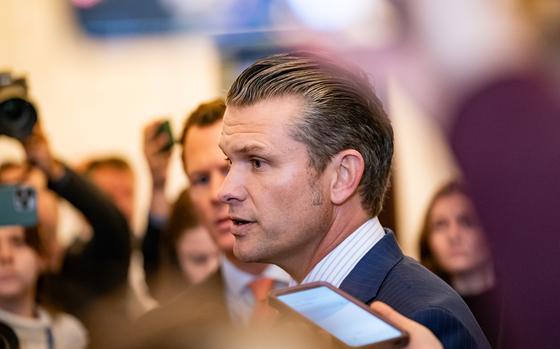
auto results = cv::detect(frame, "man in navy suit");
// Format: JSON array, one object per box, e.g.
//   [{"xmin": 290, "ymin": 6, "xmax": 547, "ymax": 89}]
[{"xmin": 218, "ymin": 51, "xmax": 491, "ymax": 349}]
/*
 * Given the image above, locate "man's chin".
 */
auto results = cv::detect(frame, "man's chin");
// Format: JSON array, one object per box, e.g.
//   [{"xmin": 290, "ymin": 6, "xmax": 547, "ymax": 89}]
[{"xmin": 232, "ymin": 243, "xmax": 259, "ymax": 263}]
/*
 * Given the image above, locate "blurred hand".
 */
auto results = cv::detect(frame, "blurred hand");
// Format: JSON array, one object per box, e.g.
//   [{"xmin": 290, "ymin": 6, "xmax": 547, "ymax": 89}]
[
  {"xmin": 370, "ymin": 301, "xmax": 443, "ymax": 349},
  {"xmin": 143, "ymin": 119, "xmax": 172, "ymax": 190},
  {"xmin": 21, "ymin": 124, "xmax": 64, "ymax": 180}
]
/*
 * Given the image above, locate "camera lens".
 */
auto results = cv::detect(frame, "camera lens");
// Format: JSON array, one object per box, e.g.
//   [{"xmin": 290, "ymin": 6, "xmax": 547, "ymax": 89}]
[
  {"xmin": 1, "ymin": 99, "xmax": 25, "ymax": 119},
  {"xmin": 0, "ymin": 97, "xmax": 37, "ymax": 140}
]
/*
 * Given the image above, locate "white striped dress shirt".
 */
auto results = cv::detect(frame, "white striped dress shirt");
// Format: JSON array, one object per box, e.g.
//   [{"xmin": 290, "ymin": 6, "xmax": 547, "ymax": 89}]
[{"xmin": 296, "ymin": 217, "xmax": 385, "ymax": 287}]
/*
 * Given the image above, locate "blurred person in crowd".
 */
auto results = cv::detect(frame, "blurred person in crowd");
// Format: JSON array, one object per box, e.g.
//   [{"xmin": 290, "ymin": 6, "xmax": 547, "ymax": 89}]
[
  {"xmin": 146, "ymin": 188, "xmax": 219, "ymax": 302},
  {"xmin": 178, "ymin": 99, "xmax": 291, "ymax": 322},
  {"xmin": 0, "ymin": 124, "xmax": 132, "ymax": 348},
  {"xmin": 141, "ymin": 119, "xmax": 174, "ymax": 295},
  {"xmin": 0, "ymin": 163, "xmax": 62, "ymax": 272},
  {"xmin": 167, "ymin": 189, "xmax": 219, "ymax": 286},
  {"xmin": 448, "ymin": 2, "xmax": 560, "ymax": 346},
  {"xmin": 218, "ymin": 52, "xmax": 489, "ymax": 348},
  {"xmin": 0, "ymin": 222, "xmax": 87, "ymax": 348},
  {"xmin": 125, "ymin": 99, "xmax": 291, "ymax": 349},
  {"xmin": 419, "ymin": 180, "xmax": 501, "ymax": 347},
  {"xmin": 142, "ymin": 119, "xmax": 219, "ymax": 302},
  {"xmin": 80, "ymin": 156, "xmax": 135, "ymax": 226}
]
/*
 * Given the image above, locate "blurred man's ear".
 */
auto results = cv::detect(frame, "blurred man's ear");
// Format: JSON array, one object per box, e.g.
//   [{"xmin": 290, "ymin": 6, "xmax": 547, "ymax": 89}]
[{"xmin": 328, "ymin": 149, "xmax": 364, "ymax": 206}]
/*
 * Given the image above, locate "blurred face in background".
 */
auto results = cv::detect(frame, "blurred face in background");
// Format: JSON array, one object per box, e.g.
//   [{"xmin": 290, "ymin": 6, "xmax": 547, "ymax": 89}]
[
  {"xmin": 428, "ymin": 192, "xmax": 491, "ymax": 276},
  {"xmin": 0, "ymin": 226, "xmax": 43, "ymax": 303},
  {"xmin": 182, "ymin": 121, "xmax": 233, "ymax": 254},
  {"xmin": 88, "ymin": 166, "xmax": 135, "ymax": 224},
  {"xmin": 175, "ymin": 226, "xmax": 219, "ymax": 284}
]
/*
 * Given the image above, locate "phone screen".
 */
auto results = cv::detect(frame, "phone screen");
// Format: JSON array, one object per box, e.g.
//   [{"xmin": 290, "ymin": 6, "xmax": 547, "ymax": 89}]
[{"xmin": 276, "ymin": 286, "xmax": 403, "ymax": 347}]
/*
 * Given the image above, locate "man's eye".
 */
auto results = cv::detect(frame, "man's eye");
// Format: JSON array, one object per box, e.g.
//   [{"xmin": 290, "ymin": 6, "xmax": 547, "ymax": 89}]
[
  {"xmin": 250, "ymin": 159, "xmax": 262, "ymax": 169},
  {"xmin": 192, "ymin": 175, "xmax": 210, "ymax": 186}
]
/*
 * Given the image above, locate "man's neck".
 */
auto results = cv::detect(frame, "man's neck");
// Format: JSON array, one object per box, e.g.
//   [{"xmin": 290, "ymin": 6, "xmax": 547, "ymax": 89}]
[
  {"xmin": 224, "ymin": 250, "xmax": 268, "ymax": 275},
  {"xmin": 289, "ymin": 206, "xmax": 370, "ymax": 282}
]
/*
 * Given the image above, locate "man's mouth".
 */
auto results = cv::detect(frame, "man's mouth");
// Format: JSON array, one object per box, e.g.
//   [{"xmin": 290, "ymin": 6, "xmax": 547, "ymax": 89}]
[{"xmin": 230, "ymin": 217, "xmax": 254, "ymax": 226}]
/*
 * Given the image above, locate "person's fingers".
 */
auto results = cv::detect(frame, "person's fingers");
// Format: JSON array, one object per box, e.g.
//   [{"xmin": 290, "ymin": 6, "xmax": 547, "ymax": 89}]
[
  {"xmin": 144, "ymin": 119, "xmax": 167, "ymax": 140},
  {"xmin": 370, "ymin": 301, "xmax": 443, "ymax": 349},
  {"xmin": 144, "ymin": 121, "xmax": 173, "ymax": 158},
  {"xmin": 370, "ymin": 301, "xmax": 413, "ymax": 327},
  {"xmin": 154, "ymin": 131, "xmax": 172, "ymax": 149}
]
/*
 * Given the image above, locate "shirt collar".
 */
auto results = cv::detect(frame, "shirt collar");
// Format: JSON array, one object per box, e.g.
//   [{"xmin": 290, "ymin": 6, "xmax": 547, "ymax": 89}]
[
  {"xmin": 221, "ymin": 255, "xmax": 293, "ymax": 297},
  {"xmin": 297, "ymin": 217, "xmax": 385, "ymax": 287},
  {"xmin": 0, "ymin": 307, "xmax": 51, "ymax": 329}
]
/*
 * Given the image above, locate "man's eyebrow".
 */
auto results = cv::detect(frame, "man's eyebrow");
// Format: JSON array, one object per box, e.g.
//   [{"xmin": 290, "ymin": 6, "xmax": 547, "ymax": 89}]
[{"xmin": 236, "ymin": 144, "xmax": 267, "ymax": 154}]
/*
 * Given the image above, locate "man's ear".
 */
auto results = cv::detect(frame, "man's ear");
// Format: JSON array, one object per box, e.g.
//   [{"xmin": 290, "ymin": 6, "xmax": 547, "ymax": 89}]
[{"xmin": 329, "ymin": 149, "xmax": 364, "ymax": 205}]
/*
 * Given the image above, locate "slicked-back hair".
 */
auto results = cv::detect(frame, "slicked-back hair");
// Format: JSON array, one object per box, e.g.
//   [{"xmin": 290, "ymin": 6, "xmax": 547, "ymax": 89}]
[
  {"xmin": 180, "ymin": 98, "xmax": 226, "ymax": 169},
  {"xmin": 226, "ymin": 52, "xmax": 393, "ymax": 216}
]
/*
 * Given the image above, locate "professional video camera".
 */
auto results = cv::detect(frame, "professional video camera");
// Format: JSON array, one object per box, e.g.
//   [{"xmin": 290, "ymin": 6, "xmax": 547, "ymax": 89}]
[{"xmin": 0, "ymin": 72, "xmax": 37, "ymax": 141}]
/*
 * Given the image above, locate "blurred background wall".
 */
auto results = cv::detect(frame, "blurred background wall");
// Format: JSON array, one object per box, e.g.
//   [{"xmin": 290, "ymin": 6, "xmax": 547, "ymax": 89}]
[
  {"xmin": 0, "ymin": 0, "xmax": 221, "ymax": 235},
  {"xmin": 0, "ymin": 0, "xmax": 462, "ymax": 258}
]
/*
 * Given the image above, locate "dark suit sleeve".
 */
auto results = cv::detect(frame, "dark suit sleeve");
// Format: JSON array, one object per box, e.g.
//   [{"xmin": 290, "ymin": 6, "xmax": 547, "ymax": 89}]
[
  {"xmin": 141, "ymin": 215, "xmax": 165, "ymax": 293},
  {"xmin": 48, "ymin": 165, "xmax": 131, "ymax": 295},
  {"xmin": 411, "ymin": 307, "xmax": 480, "ymax": 349}
]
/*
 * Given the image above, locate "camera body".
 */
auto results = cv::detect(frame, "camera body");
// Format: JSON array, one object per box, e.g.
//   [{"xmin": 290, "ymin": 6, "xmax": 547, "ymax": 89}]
[{"xmin": 0, "ymin": 72, "xmax": 38, "ymax": 141}]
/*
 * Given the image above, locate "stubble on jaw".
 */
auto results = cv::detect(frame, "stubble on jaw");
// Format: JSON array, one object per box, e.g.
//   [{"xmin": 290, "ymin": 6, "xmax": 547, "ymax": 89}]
[{"xmin": 307, "ymin": 166, "xmax": 324, "ymax": 206}]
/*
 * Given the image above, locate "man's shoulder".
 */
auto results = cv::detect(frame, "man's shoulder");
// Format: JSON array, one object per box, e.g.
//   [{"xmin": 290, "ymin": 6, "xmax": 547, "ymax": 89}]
[
  {"xmin": 377, "ymin": 257, "xmax": 491, "ymax": 349},
  {"xmin": 378, "ymin": 255, "xmax": 467, "ymax": 310}
]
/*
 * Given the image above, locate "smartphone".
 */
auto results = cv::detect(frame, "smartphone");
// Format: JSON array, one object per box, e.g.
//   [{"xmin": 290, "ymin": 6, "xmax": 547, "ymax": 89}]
[
  {"xmin": 154, "ymin": 120, "xmax": 175, "ymax": 153},
  {"xmin": 270, "ymin": 282, "xmax": 409, "ymax": 349},
  {"xmin": 0, "ymin": 185, "xmax": 37, "ymax": 227}
]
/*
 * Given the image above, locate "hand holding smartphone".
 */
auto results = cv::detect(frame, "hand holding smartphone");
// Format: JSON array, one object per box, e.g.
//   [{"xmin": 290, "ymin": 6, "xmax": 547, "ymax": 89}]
[
  {"xmin": 154, "ymin": 120, "xmax": 174, "ymax": 153},
  {"xmin": 270, "ymin": 282, "xmax": 409, "ymax": 349}
]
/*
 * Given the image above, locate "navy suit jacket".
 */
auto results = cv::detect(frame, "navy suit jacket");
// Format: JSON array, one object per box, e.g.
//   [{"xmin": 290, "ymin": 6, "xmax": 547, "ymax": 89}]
[{"xmin": 340, "ymin": 231, "xmax": 491, "ymax": 349}]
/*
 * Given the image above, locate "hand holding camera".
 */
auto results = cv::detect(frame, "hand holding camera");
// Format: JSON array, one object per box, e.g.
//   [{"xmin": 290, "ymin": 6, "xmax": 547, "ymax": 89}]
[
  {"xmin": 20, "ymin": 123, "xmax": 64, "ymax": 181},
  {"xmin": 0, "ymin": 71, "xmax": 63, "ymax": 181},
  {"xmin": 0, "ymin": 72, "xmax": 37, "ymax": 142}
]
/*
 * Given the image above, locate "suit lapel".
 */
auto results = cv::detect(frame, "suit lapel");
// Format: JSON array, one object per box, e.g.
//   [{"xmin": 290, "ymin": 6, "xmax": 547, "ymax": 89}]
[{"xmin": 339, "ymin": 230, "xmax": 404, "ymax": 304}]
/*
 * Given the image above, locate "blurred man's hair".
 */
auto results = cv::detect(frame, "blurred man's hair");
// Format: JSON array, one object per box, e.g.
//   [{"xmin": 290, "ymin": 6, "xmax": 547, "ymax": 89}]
[
  {"xmin": 180, "ymin": 98, "xmax": 226, "ymax": 168},
  {"xmin": 82, "ymin": 156, "xmax": 132, "ymax": 176}
]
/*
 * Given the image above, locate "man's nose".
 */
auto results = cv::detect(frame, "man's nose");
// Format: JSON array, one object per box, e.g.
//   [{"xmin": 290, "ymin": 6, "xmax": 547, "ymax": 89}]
[
  {"xmin": 210, "ymin": 174, "xmax": 224, "ymax": 205},
  {"xmin": 217, "ymin": 167, "xmax": 245, "ymax": 205}
]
